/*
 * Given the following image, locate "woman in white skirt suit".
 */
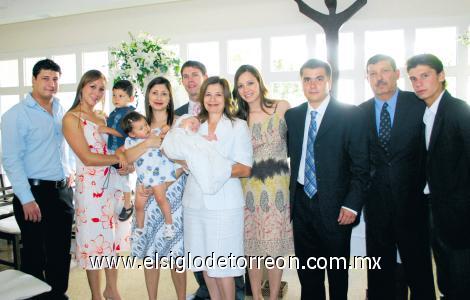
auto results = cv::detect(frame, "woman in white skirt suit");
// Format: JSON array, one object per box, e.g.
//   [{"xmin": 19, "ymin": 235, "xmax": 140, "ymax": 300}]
[{"xmin": 183, "ymin": 76, "xmax": 253, "ymax": 300}]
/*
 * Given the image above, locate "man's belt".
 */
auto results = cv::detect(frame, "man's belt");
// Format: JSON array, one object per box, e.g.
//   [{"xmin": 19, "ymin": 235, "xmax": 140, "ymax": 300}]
[{"xmin": 28, "ymin": 178, "xmax": 67, "ymax": 189}]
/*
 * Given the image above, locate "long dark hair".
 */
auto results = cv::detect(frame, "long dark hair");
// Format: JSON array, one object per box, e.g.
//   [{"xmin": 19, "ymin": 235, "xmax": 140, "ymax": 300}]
[
  {"xmin": 232, "ymin": 65, "xmax": 274, "ymax": 121},
  {"xmin": 69, "ymin": 70, "xmax": 107, "ymax": 111},
  {"xmin": 198, "ymin": 76, "xmax": 236, "ymax": 123},
  {"xmin": 144, "ymin": 76, "xmax": 175, "ymax": 126}
]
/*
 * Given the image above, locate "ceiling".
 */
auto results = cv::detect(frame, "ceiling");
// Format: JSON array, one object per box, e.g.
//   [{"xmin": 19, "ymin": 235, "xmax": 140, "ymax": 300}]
[{"xmin": 0, "ymin": 0, "xmax": 183, "ymax": 25}]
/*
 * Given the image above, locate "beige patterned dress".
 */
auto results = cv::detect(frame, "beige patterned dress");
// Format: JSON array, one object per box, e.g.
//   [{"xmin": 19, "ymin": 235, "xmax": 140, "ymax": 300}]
[{"xmin": 242, "ymin": 113, "xmax": 294, "ymax": 257}]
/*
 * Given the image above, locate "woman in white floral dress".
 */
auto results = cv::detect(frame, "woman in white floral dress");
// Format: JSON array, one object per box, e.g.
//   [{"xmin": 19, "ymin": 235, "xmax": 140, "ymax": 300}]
[{"xmin": 63, "ymin": 70, "xmax": 131, "ymax": 300}]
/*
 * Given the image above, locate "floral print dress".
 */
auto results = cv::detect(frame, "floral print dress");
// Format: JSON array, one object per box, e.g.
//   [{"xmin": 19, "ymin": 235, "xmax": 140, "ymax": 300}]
[
  {"xmin": 241, "ymin": 113, "xmax": 294, "ymax": 257},
  {"xmin": 74, "ymin": 118, "xmax": 131, "ymax": 269}
]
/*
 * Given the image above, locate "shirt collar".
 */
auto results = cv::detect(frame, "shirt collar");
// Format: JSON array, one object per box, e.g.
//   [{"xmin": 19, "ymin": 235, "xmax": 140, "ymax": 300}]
[
  {"xmin": 427, "ymin": 90, "xmax": 445, "ymax": 115},
  {"xmin": 25, "ymin": 92, "xmax": 60, "ymax": 109},
  {"xmin": 374, "ymin": 89, "xmax": 398, "ymax": 111},
  {"xmin": 307, "ymin": 95, "xmax": 330, "ymax": 116}
]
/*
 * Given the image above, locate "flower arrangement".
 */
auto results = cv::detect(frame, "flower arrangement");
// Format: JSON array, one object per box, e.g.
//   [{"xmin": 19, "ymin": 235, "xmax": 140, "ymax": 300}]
[
  {"xmin": 458, "ymin": 30, "xmax": 470, "ymax": 46},
  {"xmin": 109, "ymin": 32, "xmax": 181, "ymax": 97}
]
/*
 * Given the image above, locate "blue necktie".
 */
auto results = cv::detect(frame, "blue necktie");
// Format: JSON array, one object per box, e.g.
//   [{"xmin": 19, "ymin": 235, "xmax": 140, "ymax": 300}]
[
  {"xmin": 379, "ymin": 102, "xmax": 391, "ymax": 153},
  {"xmin": 304, "ymin": 111, "xmax": 318, "ymax": 198}
]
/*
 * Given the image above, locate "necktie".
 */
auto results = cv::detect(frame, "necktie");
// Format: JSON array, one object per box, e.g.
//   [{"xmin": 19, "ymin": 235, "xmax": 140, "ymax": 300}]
[
  {"xmin": 378, "ymin": 102, "xmax": 391, "ymax": 153},
  {"xmin": 304, "ymin": 111, "xmax": 318, "ymax": 198},
  {"xmin": 191, "ymin": 103, "xmax": 201, "ymax": 116}
]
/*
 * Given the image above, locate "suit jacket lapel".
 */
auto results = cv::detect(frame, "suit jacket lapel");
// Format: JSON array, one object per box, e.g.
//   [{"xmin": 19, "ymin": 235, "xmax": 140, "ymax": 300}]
[
  {"xmin": 364, "ymin": 99, "xmax": 378, "ymax": 143},
  {"xmin": 389, "ymin": 91, "xmax": 409, "ymax": 154},
  {"xmin": 428, "ymin": 91, "xmax": 449, "ymax": 154},
  {"xmin": 316, "ymin": 98, "xmax": 338, "ymax": 141},
  {"xmin": 293, "ymin": 102, "xmax": 308, "ymax": 143}
]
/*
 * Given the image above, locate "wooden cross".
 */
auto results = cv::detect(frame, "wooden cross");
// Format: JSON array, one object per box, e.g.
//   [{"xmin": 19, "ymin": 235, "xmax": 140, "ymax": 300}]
[{"xmin": 294, "ymin": 0, "xmax": 367, "ymax": 96}]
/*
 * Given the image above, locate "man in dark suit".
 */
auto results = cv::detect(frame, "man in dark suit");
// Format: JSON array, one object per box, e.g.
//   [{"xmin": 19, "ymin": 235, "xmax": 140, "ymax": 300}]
[
  {"xmin": 361, "ymin": 54, "xmax": 435, "ymax": 300},
  {"xmin": 407, "ymin": 54, "xmax": 470, "ymax": 299},
  {"xmin": 175, "ymin": 60, "xmax": 207, "ymax": 116},
  {"xmin": 285, "ymin": 58, "xmax": 369, "ymax": 300}
]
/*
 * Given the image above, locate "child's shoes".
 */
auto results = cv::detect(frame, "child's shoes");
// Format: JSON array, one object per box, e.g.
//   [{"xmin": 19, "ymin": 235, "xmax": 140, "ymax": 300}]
[{"xmin": 118, "ymin": 202, "xmax": 134, "ymax": 221}]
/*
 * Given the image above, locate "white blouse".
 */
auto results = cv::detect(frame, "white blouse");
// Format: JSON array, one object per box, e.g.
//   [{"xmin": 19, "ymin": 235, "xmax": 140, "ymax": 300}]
[{"xmin": 182, "ymin": 115, "xmax": 253, "ymax": 210}]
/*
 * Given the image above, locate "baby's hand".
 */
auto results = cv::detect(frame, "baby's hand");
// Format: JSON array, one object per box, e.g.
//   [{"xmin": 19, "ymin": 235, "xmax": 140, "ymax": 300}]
[{"xmin": 203, "ymin": 133, "xmax": 218, "ymax": 141}]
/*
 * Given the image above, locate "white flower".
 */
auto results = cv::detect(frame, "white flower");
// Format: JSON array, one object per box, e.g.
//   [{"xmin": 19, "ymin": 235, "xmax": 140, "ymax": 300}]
[{"xmin": 108, "ymin": 31, "xmax": 181, "ymax": 97}]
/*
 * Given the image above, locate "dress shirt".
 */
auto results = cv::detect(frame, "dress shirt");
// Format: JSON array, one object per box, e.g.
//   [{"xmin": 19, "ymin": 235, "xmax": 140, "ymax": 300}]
[
  {"xmin": 188, "ymin": 99, "xmax": 201, "ymax": 116},
  {"xmin": 1, "ymin": 93, "xmax": 70, "ymax": 204},
  {"xmin": 423, "ymin": 90, "xmax": 445, "ymax": 194},
  {"xmin": 297, "ymin": 95, "xmax": 357, "ymax": 215},
  {"xmin": 297, "ymin": 96, "xmax": 330, "ymax": 185},
  {"xmin": 374, "ymin": 89, "xmax": 398, "ymax": 132}
]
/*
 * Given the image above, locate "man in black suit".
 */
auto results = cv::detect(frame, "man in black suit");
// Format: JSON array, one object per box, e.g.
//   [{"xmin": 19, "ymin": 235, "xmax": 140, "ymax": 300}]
[
  {"xmin": 360, "ymin": 54, "xmax": 435, "ymax": 300},
  {"xmin": 407, "ymin": 54, "xmax": 470, "ymax": 299},
  {"xmin": 175, "ymin": 60, "xmax": 207, "ymax": 116},
  {"xmin": 285, "ymin": 58, "xmax": 369, "ymax": 300}
]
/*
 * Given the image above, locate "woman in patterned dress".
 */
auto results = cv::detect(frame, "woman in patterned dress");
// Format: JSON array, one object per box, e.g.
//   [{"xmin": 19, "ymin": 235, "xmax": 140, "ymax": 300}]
[
  {"xmin": 63, "ymin": 70, "xmax": 132, "ymax": 300},
  {"xmin": 124, "ymin": 76, "xmax": 187, "ymax": 300},
  {"xmin": 233, "ymin": 65, "xmax": 294, "ymax": 300}
]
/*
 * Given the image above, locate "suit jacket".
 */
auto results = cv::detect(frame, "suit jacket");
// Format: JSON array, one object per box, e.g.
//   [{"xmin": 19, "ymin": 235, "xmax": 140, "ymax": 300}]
[
  {"xmin": 175, "ymin": 103, "xmax": 189, "ymax": 116},
  {"xmin": 285, "ymin": 98, "xmax": 369, "ymax": 229},
  {"xmin": 426, "ymin": 90, "xmax": 470, "ymax": 249},
  {"xmin": 359, "ymin": 91, "xmax": 427, "ymax": 230}
]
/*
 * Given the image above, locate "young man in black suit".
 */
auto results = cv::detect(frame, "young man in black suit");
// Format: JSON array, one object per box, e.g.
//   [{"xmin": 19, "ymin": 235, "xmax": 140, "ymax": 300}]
[
  {"xmin": 285, "ymin": 58, "xmax": 369, "ymax": 300},
  {"xmin": 407, "ymin": 53, "xmax": 470, "ymax": 299},
  {"xmin": 361, "ymin": 54, "xmax": 435, "ymax": 299}
]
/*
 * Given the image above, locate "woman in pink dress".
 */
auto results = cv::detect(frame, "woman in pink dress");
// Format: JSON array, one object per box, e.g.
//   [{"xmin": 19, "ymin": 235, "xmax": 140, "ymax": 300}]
[{"xmin": 63, "ymin": 70, "xmax": 136, "ymax": 300}]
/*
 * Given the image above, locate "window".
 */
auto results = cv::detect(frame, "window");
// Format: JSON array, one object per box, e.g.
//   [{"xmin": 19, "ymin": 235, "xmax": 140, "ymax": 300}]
[
  {"xmin": 270, "ymin": 35, "xmax": 307, "ymax": 72},
  {"xmin": 0, "ymin": 95, "xmax": 20, "ymax": 116},
  {"xmin": 52, "ymin": 54, "xmax": 76, "ymax": 84},
  {"xmin": 336, "ymin": 79, "xmax": 355, "ymax": 104},
  {"xmin": 24, "ymin": 57, "xmax": 46, "ymax": 86},
  {"xmin": 56, "ymin": 92, "xmax": 76, "ymax": 111},
  {"xmin": 415, "ymin": 27, "xmax": 456, "ymax": 66},
  {"xmin": 227, "ymin": 38, "xmax": 262, "ymax": 74},
  {"xmin": 82, "ymin": 51, "xmax": 109, "ymax": 76},
  {"xmin": 364, "ymin": 78, "xmax": 405, "ymax": 100},
  {"xmin": 446, "ymin": 77, "xmax": 456, "ymax": 96},
  {"xmin": 364, "ymin": 30, "xmax": 405, "ymax": 68},
  {"xmin": 187, "ymin": 42, "xmax": 220, "ymax": 75},
  {"xmin": 467, "ymin": 77, "xmax": 470, "ymax": 102},
  {"xmin": 316, "ymin": 32, "xmax": 355, "ymax": 70},
  {"xmin": 270, "ymin": 82, "xmax": 304, "ymax": 107},
  {"xmin": 0, "ymin": 60, "xmax": 19, "ymax": 87}
]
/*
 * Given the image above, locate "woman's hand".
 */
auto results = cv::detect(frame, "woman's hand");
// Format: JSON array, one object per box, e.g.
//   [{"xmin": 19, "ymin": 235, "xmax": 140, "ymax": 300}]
[
  {"xmin": 116, "ymin": 151, "xmax": 128, "ymax": 169},
  {"xmin": 144, "ymin": 134, "xmax": 162, "ymax": 149},
  {"xmin": 174, "ymin": 159, "xmax": 188, "ymax": 171},
  {"xmin": 117, "ymin": 164, "xmax": 135, "ymax": 175},
  {"xmin": 231, "ymin": 163, "xmax": 252, "ymax": 178}
]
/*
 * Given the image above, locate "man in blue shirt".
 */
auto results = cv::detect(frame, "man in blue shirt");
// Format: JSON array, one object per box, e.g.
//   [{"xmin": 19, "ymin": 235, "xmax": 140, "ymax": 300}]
[
  {"xmin": 1, "ymin": 59, "xmax": 74, "ymax": 300},
  {"xmin": 359, "ymin": 54, "xmax": 434, "ymax": 299}
]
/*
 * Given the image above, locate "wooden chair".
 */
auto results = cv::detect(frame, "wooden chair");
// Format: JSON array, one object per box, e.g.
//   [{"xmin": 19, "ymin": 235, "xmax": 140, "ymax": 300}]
[
  {"xmin": 0, "ymin": 269, "xmax": 51, "ymax": 300},
  {"xmin": 0, "ymin": 174, "xmax": 21, "ymax": 269}
]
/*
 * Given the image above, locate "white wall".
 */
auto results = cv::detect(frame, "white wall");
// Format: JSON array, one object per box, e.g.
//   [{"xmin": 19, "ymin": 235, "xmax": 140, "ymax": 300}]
[
  {"xmin": 0, "ymin": 0, "xmax": 469, "ymax": 106},
  {"xmin": 1, "ymin": 0, "xmax": 469, "ymax": 53}
]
